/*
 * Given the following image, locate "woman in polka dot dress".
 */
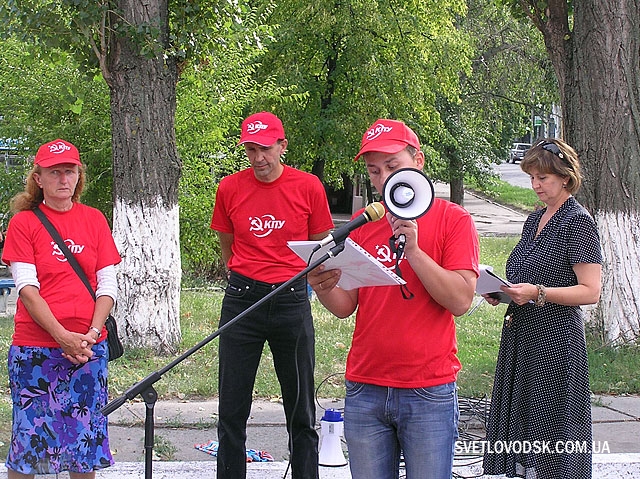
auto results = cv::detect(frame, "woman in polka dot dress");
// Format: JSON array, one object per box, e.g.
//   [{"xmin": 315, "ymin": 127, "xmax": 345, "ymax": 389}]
[{"xmin": 482, "ymin": 139, "xmax": 603, "ymax": 479}]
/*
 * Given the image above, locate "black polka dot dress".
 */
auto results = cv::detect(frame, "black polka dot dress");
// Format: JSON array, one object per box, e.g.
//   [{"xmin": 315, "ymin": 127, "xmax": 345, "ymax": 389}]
[{"xmin": 483, "ymin": 197, "xmax": 602, "ymax": 479}]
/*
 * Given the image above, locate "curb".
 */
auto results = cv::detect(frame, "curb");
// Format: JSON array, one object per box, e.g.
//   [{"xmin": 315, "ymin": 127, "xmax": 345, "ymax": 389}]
[{"xmin": 2, "ymin": 454, "xmax": 640, "ymax": 479}]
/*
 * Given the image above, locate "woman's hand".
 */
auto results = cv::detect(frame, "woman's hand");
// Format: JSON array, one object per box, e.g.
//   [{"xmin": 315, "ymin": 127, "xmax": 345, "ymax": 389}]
[
  {"xmin": 481, "ymin": 293, "xmax": 501, "ymax": 307},
  {"xmin": 58, "ymin": 330, "xmax": 96, "ymax": 364},
  {"xmin": 501, "ymin": 283, "xmax": 537, "ymax": 306}
]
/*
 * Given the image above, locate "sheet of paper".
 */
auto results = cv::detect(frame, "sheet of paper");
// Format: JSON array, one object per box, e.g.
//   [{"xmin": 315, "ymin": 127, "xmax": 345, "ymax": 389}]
[
  {"xmin": 287, "ymin": 238, "xmax": 405, "ymax": 290},
  {"xmin": 476, "ymin": 264, "xmax": 512, "ymax": 303}
]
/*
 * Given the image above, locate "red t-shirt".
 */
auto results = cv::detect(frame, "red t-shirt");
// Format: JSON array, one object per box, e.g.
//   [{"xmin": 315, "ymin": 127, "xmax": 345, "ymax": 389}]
[
  {"xmin": 2, "ymin": 203, "xmax": 122, "ymax": 347},
  {"xmin": 347, "ymin": 198, "xmax": 479, "ymax": 388},
  {"xmin": 210, "ymin": 165, "xmax": 334, "ymax": 283}
]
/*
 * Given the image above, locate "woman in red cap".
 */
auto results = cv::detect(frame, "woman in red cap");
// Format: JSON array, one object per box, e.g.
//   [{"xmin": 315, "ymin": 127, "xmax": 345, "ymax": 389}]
[{"xmin": 1, "ymin": 139, "xmax": 121, "ymax": 478}]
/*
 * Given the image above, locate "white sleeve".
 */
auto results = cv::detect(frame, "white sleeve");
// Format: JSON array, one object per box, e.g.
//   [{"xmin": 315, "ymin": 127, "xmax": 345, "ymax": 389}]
[
  {"xmin": 96, "ymin": 264, "xmax": 117, "ymax": 301},
  {"xmin": 10, "ymin": 262, "xmax": 40, "ymax": 293}
]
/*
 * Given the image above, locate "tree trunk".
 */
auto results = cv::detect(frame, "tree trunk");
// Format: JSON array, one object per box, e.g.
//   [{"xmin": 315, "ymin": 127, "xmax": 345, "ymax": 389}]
[
  {"xmin": 449, "ymin": 176, "xmax": 465, "ymax": 206},
  {"xmin": 547, "ymin": 1, "xmax": 640, "ymax": 342},
  {"xmin": 107, "ymin": 0, "xmax": 182, "ymax": 353},
  {"xmin": 449, "ymin": 151, "xmax": 465, "ymax": 206}
]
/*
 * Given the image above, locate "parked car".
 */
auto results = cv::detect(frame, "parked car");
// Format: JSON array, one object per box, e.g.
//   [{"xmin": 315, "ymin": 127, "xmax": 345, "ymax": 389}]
[{"xmin": 508, "ymin": 142, "xmax": 531, "ymax": 163}]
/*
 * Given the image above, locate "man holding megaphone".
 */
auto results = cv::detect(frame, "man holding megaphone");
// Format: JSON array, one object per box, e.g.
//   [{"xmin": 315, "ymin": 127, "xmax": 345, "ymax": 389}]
[{"xmin": 308, "ymin": 118, "xmax": 480, "ymax": 479}]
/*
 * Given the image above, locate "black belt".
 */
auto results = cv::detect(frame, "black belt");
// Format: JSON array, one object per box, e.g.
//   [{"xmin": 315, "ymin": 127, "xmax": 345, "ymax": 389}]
[{"xmin": 228, "ymin": 271, "xmax": 307, "ymax": 293}]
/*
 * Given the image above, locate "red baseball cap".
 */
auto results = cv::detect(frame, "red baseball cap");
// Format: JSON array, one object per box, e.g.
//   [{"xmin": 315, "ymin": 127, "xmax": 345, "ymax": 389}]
[
  {"xmin": 354, "ymin": 119, "xmax": 420, "ymax": 161},
  {"xmin": 34, "ymin": 139, "xmax": 81, "ymax": 167},
  {"xmin": 237, "ymin": 112, "xmax": 286, "ymax": 147}
]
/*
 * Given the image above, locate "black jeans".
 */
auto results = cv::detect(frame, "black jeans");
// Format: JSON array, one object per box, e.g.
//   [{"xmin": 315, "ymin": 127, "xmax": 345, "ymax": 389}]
[{"xmin": 216, "ymin": 271, "xmax": 319, "ymax": 479}]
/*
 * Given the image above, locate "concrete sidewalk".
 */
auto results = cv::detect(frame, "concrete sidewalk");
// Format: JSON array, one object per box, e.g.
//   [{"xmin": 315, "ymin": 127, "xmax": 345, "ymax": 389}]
[
  {"xmin": 433, "ymin": 181, "xmax": 528, "ymax": 237},
  {"xmin": 336, "ymin": 181, "xmax": 529, "ymax": 237},
  {"xmin": 4, "ymin": 457, "xmax": 640, "ymax": 479}
]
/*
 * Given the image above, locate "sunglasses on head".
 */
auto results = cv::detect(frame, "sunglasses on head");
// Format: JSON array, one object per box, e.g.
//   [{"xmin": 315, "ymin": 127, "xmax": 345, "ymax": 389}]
[{"xmin": 537, "ymin": 140, "xmax": 565, "ymax": 160}]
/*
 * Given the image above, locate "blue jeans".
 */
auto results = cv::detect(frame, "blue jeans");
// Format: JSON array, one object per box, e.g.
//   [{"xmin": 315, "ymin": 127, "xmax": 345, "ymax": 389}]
[
  {"xmin": 344, "ymin": 380, "xmax": 459, "ymax": 479},
  {"xmin": 217, "ymin": 272, "xmax": 318, "ymax": 479}
]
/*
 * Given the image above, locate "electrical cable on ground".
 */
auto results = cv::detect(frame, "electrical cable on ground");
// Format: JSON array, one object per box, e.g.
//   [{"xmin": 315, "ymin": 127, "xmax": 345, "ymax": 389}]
[{"xmin": 315, "ymin": 372, "xmax": 493, "ymax": 479}]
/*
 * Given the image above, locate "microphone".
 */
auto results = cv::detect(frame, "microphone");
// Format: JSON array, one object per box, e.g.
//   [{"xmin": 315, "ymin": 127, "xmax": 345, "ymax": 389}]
[{"xmin": 315, "ymin": 202, "xmax": 385, "ymax": 249}]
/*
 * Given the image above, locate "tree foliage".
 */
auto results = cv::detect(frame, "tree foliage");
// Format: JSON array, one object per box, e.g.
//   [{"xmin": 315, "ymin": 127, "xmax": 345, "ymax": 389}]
[
  {"xmin": 238, "ymin": 0, "xmax": 558, "ymax": 208},
  {"xmin": 0, "ymin": 37, "xmax": 111, "ymax": 219},
  {"xmin": 0, "ymin": 1, "xmax": 280, "ymax": 286},
  {"xmin": 0, "ymin": 0, "xmax": 565, "ymax": 289},
  {"xmin": 174, "ymin": 2, "xmax": 284, "ymax": 280},
  {"xmin": 250, "ymin": 0, "xmax": 471, "ymax": 190},
  {"xmin": 450, "ymin": 0, "xmax": 557, "ymax": 190}
]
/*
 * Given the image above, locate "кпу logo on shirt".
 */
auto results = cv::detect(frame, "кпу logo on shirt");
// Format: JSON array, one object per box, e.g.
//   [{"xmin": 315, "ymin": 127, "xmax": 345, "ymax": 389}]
[
  {"xmin": 51, "ymin": 239, "xmax": 85, "ymax": 262},
  {"xmin": 249, "ymin": 215, "xmax": 285, "ymax": 237},
  {"xmin": 246, "ymin": 121, "xmax": 269, "ymax": 135}
]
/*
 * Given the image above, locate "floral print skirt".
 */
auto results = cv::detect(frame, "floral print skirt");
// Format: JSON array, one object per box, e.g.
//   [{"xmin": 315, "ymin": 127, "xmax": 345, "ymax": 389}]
[{"xmin": 6, "ymin": 342, "xmax": 114, "ymax": 475}]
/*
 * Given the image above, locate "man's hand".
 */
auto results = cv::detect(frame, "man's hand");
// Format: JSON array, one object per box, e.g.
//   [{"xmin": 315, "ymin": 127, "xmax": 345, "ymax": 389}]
[{"xmin": 307, "ymin": 264, "xmax": 341, "ymax": 295}]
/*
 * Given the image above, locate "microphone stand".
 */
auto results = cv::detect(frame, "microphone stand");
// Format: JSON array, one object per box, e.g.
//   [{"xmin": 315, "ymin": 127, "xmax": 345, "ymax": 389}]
[{"xmin": 100, "ymin": 241, "xmax": 347, "ymax": 479}]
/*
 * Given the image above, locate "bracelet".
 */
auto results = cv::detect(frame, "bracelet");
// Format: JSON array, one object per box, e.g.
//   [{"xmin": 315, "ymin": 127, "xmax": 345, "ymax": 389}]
[
  {"xmin": 535, "ymin": 284, "xmax": 546, "ymax": 307},
  {"xmin": 89, "ymin": 326, "xmax": 101, "ymax": 337}
]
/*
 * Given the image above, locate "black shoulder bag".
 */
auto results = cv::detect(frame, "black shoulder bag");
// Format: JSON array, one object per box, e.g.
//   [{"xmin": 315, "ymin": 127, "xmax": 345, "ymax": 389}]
[{"xmin": 33, "ymin": 206, "xmax": 124, "ymax": 361}]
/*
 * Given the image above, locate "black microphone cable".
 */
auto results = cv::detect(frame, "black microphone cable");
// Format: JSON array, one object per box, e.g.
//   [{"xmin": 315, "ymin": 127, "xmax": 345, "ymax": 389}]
[{"xmin": 281, "ymin": 324, "xmax": 303, "ymax": 479}]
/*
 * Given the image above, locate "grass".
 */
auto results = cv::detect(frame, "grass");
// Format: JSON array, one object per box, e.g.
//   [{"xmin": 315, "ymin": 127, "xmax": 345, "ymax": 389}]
[
  {"xmin": 456, "ymin": 237, "xmax": 518, "ymax": 397},
  {"xmin": 466, "ymin": 176, "xmax": 542, "ymax": 213},
  {"xmin": 104, "ymin": 288, "xmax": 353, "ymax": 401},
  {"xmin": 0, "ymin": 180, "xmax": 637, "ymax": 457},
  {"xmin": 588, "ymin": 342, "xmax": 640, "ymax": 393}
]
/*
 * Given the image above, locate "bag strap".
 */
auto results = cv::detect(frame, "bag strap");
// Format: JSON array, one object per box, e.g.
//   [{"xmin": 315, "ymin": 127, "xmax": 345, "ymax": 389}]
[{"xmin": 33, "ymin": 206, "xmax": 97, "ymax": 301}]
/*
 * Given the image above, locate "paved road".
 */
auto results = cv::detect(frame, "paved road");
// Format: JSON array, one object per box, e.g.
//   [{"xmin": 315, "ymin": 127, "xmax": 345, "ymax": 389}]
[
  {"xmin": 433, "ymin": 181, "xmax": 527, "ymax": 237},
  {"xmin": 494, "ymin": 161, "xmax": 532, "ymax": 189}
]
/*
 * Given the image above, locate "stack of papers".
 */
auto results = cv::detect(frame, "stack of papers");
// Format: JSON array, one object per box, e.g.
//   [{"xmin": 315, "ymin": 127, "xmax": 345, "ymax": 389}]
[
  {"xmin": 476, "ymin": 264, "xmax": 512, "ymax": 304},
  {"xmin": 287, "ymin": 238, "xmax": 405, "ymax": 290}
]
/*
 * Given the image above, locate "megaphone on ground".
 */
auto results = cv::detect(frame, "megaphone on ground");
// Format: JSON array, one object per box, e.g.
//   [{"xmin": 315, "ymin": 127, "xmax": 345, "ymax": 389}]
[{"xmin": 318, "ymin": 409, "xmax": 347, "ymax": 467}]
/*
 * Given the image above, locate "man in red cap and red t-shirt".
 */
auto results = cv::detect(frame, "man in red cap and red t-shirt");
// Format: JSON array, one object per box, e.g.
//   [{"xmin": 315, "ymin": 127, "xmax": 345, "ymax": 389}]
[
  {"xmin": 211, "ymin": 112, "xmax": 334, "ymax": 479},
  {"xmin": 308, "ymin": 118, "xmax": 480, "ymax": 479}
]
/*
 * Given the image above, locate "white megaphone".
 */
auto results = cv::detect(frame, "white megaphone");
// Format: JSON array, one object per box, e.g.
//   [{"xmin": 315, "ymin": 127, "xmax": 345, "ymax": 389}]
[
  {"xmin": 318, "ymin": 409, "xmax": 347, "ymax": 467},
  {"xmin": 382, "ymin": 168, "xmax": 435, "ymax": 220}
]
